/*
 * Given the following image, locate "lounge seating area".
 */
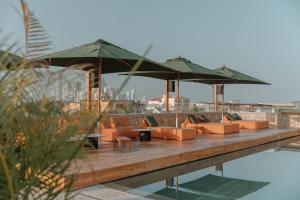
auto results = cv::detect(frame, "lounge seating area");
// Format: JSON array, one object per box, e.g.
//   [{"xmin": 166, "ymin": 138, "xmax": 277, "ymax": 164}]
[
  {"xmin": 96, "ymin": 113, "xmax": 269, "ymax": 145},
  {"xmin": 224, "ymin": 113, "xmax": 269, "ymax": 130},
  {"xmin": 86, "ymin": 113, "xmax": 271, "ymax": 152},
  {"xmin": 181, "ymin": 114, "xmax": 240, "ymax": 134},
  {"xmin": 99, "ymin": 115, "xmax": 196, "ymax": 142}
]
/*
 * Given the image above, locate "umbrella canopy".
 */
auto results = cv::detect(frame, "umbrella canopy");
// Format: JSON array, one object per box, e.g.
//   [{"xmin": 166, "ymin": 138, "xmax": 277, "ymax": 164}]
[
  {"xmin": 32, "ymin": 39, "xmax": 175, "ymax": 73},
  {"xmin": 185, "ymin": 65, "xmax": 270, "ymax": 121},
  {"xmin": 121, "ymin": 57, "xmax": 229, "ymax": 80},
  {"xmin": 187, "ymin": 65, "xmax": 270, "ymax": 85},
  {"xmin": 32, "ymin": 39, "xmax": 177, "ymax": 114},
  {"xmin": 121, "ymin": 57, "xmax": 231, "ymax": 127}
]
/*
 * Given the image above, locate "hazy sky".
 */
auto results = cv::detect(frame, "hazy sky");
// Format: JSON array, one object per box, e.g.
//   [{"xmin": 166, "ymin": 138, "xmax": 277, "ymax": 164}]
[{"xmin": 1, "ymin": 0, "xmax": 300, "ymax": 103}]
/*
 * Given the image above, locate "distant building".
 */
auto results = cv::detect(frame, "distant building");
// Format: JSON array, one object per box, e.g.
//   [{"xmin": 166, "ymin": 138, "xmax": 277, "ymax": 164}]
[
  {"xmin": 79, "ymin": 100, "xmax": 145, "ymax": 113},
  {"xmin": 147, "ymin": 95, "xmax": 190, "ymax": 113}
]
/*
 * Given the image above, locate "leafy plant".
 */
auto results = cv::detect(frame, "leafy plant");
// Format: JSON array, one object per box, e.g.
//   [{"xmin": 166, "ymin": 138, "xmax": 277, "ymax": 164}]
[
  {"xmin": 0, "ymin": 1, "xmax": 85, "ymax": 199},
  {"xmin": 0, "ymin": 1, "xmax": 150, "ymax": 199}
]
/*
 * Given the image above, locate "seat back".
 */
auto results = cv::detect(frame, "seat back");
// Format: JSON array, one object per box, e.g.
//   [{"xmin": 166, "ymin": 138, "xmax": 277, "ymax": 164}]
[
  {"xmin": 144, "ymin": 116, "xmax": 159, "ymax": 127},
  {"xmin": 99, "ymin": 120, "xmax": 110, "ymax": 129},
  {"xmin": 110, "ymin": 117, "xmax": 130, "ymax": 128}
]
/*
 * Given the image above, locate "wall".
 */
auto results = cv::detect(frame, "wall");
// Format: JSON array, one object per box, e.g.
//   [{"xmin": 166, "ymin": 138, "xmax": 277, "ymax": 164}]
[
  {"xmin": 237, "ymin": 110, "xmax": 300, "ymax": 129},
  {"xmin": 101, "ymin": 111, "xmax": 300, "ymax": 129},
  {"xmin": 274, "ymin": 111, "xmax": 300, "ymax": 128},
  {"xmin": 235, "ymin": 112, "xmax": 270, "ymax": 121},
  {"xmin": 102, "ymin": 112, "xmax": 222, "ymax": 127}
]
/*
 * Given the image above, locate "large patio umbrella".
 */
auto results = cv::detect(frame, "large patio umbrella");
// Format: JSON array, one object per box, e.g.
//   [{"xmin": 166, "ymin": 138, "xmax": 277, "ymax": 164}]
[
  {"xmin": 121, "ymin": 57, "xmax": 231, "ymax": 127},
  {"xmin": 186, "ymin": 65, "xmax": 270, "ymax": 121},
  {"xmin": 32, "ymin": 39, "xmax": 176, "ymax": 114}
]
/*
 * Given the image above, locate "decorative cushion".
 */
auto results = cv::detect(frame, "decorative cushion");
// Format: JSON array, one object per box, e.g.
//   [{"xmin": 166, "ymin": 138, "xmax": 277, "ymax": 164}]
[
  {"xmin": 144, "ymin": 116, "xmax": 159, "ymax": 127},
  {"xmin": 225, "ymin": 113, "xmax": 236, "ymax": 121},
  {"xmin": 199, "ymin": 115, "xmax": 210, "ymax": 123},
  {"xmin": 233, "ymin": 113, "xmax": 242, "ymax": 120},
  {"xmin": 188, "ymin": 115, "xmax": 200, "ymax": 124}
]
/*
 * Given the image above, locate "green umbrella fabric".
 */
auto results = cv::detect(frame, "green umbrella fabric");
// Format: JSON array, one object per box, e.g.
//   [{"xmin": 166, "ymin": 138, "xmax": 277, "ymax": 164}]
[
  {"xmin": 120, "ymin": 57, "xmax": 230, "ymax": 128},
  {"xmin": 186, "ymin": 65, "xmax": 270, "ymax": 85},
  {"xmin": 31, "ymin": 39, "xmax": 175, "ymax": 73},
  {"xmin": 180, "ymin": 174, "xmax": 269, "ymax": 199},
  {"xmin": 121, "ymin": 57, "xmax": 230, "ymax": 80}
]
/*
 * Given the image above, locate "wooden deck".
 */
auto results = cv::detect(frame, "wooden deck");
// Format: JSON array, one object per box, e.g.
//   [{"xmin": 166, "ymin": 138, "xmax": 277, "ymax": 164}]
[{"xmin": 66, "ymin": 128, "xmax": 300, "ymax": 189}]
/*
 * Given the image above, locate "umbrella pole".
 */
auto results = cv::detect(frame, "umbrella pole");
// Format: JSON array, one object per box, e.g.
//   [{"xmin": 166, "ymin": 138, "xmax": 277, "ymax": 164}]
[
  {"xmin": 98, "ymin": 59, "xmax": 102, "ymax": 117},
  {"xmin": 213, "ymin": 84, "xmax": 218, "ymax": 112},
  {"xmin": 222, "ymin": 83, "xmax": 225, "ymax": 123},
  {"xmin": 176, "ymin": 73, "xmax": 180, "ymax": 128},
  {"xmin": 86, "ymin": 71, "xmax": 92, "ymax": 111},
  {"xmin": 164, "ymin": 80, "xmax": 169, "ymax": 113}
]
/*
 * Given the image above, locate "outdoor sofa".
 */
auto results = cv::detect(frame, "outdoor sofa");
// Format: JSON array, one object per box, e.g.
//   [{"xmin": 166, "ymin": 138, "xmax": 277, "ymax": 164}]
[
  {"xmin": 99, "ymin": 117, "xmax": 139, "ymax": 142},
  {"xmin": 181, "ymin": 114, "xmax": 239, "ymax": 134},
  {"xmin": 224, "ymin": 113, "xmax": 269, "ymax": 130},
  {"xmin": 140, "ymin": 116, "xmax": 196, "ymax": 141}
]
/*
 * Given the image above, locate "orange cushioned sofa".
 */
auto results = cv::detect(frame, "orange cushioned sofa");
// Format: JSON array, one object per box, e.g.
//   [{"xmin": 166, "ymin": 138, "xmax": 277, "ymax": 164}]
[
  {"xmin": 140, "ymin": 116, "xmax": 196, "ymax": 141},
  {"xmin": 99, "ymin": 117, "xmax": 139, "ymax": 142},
  {"xmin": 224, "ymin": 113, "xmax": 269, "ymax": 130},
  {"xmin": 181, "ymin": 114, "xmax": 239, "ymax": 135}
]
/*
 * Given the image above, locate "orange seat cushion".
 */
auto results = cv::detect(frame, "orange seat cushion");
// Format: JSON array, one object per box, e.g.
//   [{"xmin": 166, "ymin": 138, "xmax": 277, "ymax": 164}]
[
  {"xmin": 233, "ymin": 120, "xmax": 269, "ymax": 129},
  {"xmin": 187, "ymin": 123, "xmax": 239, "ymax": 134},
  {"xmin": 151, "ymin": 127, "xmax": 196, "ymax": 141},
  {"xmin": 224, "ymin": 115, "xmax": 269, "ymax": 130}
]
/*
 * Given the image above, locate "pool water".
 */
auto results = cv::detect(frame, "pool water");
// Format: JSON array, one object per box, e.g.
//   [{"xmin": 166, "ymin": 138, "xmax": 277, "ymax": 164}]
[
  {"xmin": 127, "ymin": 149, "xmax": 300, "ymax": 200},
  {"xmin": 77, "ymin": 149, "xmax": 300, "ymax": 200}
]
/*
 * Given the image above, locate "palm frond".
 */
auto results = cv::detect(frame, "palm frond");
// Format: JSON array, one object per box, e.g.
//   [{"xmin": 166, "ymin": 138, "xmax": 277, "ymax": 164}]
[{"xmin": 20, "ymin": 0, "xmax": 51, "ymax": 59}]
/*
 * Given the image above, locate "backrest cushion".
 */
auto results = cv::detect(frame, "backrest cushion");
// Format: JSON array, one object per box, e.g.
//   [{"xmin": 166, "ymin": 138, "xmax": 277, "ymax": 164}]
[
  {"xmin": 144, "ymin": 116, "xmax": 159, "ymax": 127},
  {"xmin": 188, "ymin": 114, "xmax": 200, "ymax": 124},
  {"xmin": 199, "ymin": 115, "xmax": 210, "ymax": 123},
  {"xmin": 233, "ymin": 113, "xmax": 242, "ymax": 120},
  {"xmin": 110, "ymin": 117, "xmax": 129, "ymax": 128},
  {"xmin": 99, "ymin": 120, "xmax": 110, "ymax": 129}
]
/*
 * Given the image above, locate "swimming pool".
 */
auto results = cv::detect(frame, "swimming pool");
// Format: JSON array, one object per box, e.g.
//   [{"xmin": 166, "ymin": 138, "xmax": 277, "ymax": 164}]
[{"xmin": 76, "ymin": 148, "xmax": 300, "ymax": 200}]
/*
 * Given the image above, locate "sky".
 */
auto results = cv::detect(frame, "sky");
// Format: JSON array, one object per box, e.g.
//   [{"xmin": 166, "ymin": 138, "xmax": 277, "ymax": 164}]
[{"xmin": 1, "ymin": 0, "xmax": 300, "ymax": 103}]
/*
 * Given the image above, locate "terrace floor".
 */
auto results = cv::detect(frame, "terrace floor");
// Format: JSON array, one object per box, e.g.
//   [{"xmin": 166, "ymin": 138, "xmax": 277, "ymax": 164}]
[{"xmin": 66, "ymin": 128, "xmax": 300, "ymax": 189}]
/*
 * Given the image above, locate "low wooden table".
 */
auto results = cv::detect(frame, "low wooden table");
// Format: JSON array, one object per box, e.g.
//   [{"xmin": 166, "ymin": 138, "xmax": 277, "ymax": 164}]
[
  {"xmin": 132, "ymin": 128, "xmax": 152, "ymax": 141},
  {"xmin": 116, "ymin": 136, "xmax": 133, "ymax": 150}
]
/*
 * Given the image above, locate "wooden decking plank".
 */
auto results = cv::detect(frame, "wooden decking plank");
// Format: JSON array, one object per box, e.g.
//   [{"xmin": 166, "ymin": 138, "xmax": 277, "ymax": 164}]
[{"xmin": 66, "ymin": 128, "xmax": 300, "ymax": 189}]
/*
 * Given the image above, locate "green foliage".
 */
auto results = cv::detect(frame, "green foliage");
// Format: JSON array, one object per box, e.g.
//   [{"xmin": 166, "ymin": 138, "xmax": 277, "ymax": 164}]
[
  {"xmin": 0, "ymin": 1, "xmax": 150, "ymax": 199},
  {"xmin": 0, "ymin": 1, "xmax": 92, "ymax": 199},
  {"xmin": 0, "ymin": 47, "xmax": 99, "ymax": 199}
]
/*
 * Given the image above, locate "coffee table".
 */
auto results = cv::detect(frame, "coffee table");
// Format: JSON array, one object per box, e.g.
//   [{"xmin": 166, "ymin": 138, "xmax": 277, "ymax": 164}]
[{"xmin": 133, "ymin": 128, "xmax": 152, "ymax": 141}]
